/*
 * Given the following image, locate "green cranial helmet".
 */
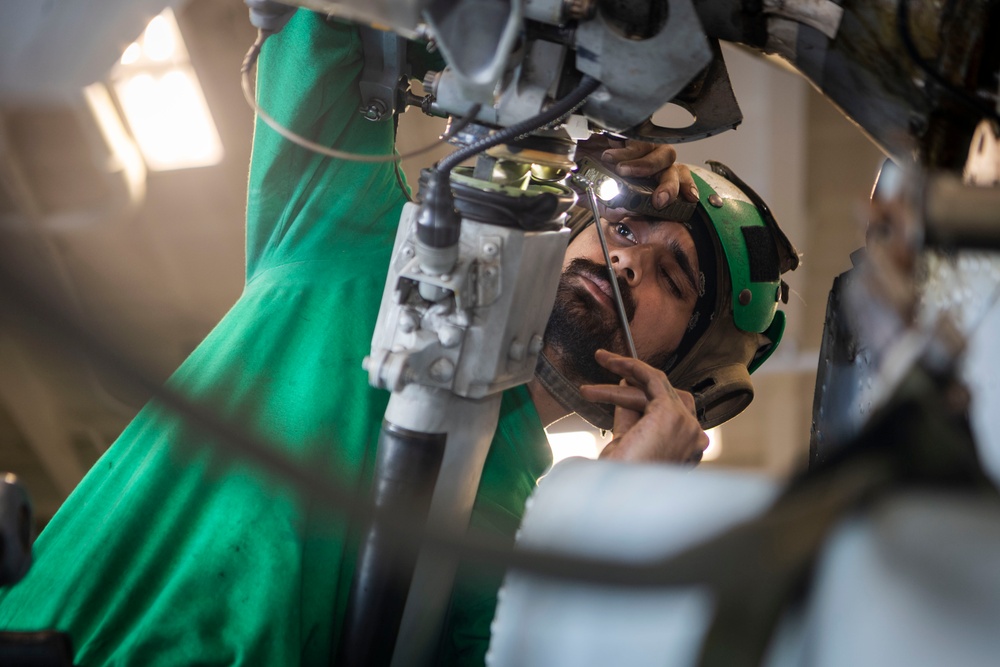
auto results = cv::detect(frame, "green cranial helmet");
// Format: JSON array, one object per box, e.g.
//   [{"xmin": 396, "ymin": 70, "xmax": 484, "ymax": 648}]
[
  {"xmin": 567, "ymin": 159, "xmax": 799, "ymax": 428},
  {"xmin": 670, "ymin": 162, "xmax": 799, "ymax": 428}
]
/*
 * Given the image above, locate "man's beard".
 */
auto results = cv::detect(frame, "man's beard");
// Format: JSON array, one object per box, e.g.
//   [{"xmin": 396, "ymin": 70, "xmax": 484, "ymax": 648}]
[{"xmin": 543, "ymin": 258, "xmax": 666, "ymax": 386}]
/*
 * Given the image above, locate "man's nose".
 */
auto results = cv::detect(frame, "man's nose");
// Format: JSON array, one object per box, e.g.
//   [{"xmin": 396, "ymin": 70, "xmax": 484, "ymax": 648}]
[{"xmin": 610, "ymin": 245, "xmax": 653, "ymax": 286}]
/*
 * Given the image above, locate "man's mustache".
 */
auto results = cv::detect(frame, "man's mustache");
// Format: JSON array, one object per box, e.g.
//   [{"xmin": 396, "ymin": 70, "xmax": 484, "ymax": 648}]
[{"xmin": 563, "ymin": 258, "xmax": 636, "ymax": 322}]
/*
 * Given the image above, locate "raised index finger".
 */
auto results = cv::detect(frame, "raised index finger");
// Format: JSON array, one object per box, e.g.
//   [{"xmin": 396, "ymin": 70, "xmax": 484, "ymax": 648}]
[{"xmin": 593, "ymin": 349, "xmax": 680, "ymax": 402}]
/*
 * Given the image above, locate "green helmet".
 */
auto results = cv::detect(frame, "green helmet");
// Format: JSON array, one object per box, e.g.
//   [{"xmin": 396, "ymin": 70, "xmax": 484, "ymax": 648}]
[
  {"xmin": 567, "ymin": 160, "xmax": 799, "ymax": 428},
  {"xmin": 672, "ymin": 162, "xmax": 799, "ymax": 427}
]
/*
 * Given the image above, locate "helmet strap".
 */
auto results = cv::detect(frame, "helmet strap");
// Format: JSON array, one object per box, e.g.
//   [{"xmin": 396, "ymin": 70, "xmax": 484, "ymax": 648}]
[{"xmin": 534, "ymin": 351, "xmax": 615, "ymax": 431}]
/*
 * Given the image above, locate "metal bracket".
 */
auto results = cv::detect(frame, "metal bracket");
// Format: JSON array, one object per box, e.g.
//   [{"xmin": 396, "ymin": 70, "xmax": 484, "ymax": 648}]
[
  {"xmin": 357, "ymin": 25, "xmax": 408, "ymax": 121},
  {"xmin": 625, "ymin": 39, "xmax": 744, "ymax": 144}
]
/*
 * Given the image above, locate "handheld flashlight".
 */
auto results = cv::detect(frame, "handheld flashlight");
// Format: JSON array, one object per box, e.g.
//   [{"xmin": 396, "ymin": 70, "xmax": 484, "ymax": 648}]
[{"xmin": 575, "ymin": 155, "xmax": 698, "ymax": 222}]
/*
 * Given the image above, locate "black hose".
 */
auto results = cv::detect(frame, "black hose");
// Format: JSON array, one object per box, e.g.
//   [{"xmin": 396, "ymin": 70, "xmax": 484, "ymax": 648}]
[{"xmin": 436, "ymin": 76, "xmax": 601, "ymax": 174}]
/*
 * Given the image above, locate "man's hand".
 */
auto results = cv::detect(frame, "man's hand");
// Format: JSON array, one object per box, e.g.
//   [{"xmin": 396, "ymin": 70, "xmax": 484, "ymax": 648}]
[
  {"xmin": 577, "ymin": 135, "xmax": 699, "ymax": 209},
  {"xmin": 579, "ymin": 349, "xmax": 708, "ymax": 464}
]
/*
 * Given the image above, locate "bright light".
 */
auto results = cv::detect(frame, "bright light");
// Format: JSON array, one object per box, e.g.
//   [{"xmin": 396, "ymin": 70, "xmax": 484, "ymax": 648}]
[
  {"xmin": 547, "ymin": 430, "xmax": 601, "ymax": 464},
  {"xmin": 83, "ymin": 82, "xmax": 146, "ymax": 204},
  {"xmin": 547, "ymin": 425, "xmax": 722, "ymax": 464},
  {"xmin": 112, "ymin": 9, "xmax": 223, "ymax": 171},
  {"xmin": 114, "ymin": 68, "xmax": 223, "ymax": 170},
  {"xmin": 597, "ymin": 177, "xmax": 621, "ymax": 203},
  {"xmin": 143, "ymin": 15, "xmax": 177, "ymax": 62},
  {"xmin": 702, "ymin": 427, "xmax": 723, "ymax": 462},
  {"xmin": 120, "ymin": 42, "xmax": 142, "ymax": 66}
]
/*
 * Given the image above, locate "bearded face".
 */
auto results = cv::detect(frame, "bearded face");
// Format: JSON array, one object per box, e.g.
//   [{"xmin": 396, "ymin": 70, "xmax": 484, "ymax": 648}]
[
  {"xmin": 544, "ymin": 257, "xmax": 671, "ymax": 386},
  {"xmin": 543, "ymin": 215, "xmax": 704, "ymax": 388}
]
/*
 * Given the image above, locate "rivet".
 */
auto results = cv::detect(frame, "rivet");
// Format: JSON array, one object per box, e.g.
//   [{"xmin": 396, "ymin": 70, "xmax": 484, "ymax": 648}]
[
  {"xmin": 439, "ymin": 326, "xmax": 462, "ymax": 348},
  {"xmin": 739, "ymin": 288, "xmax": 752, "ymax": 306},
  {"xmin": 708, "ymin": 193, "xmax": 723, "ymax": 208},
  {"xmin": 429, "ymin": 357, "xmax": 455, "ymax": 382},
  {"xmin": 399, "ymin": 311, "xmax": 419, "ymax": 333}
]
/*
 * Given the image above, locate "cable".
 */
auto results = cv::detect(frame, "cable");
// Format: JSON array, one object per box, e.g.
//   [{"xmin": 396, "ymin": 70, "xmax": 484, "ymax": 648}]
[
  {"xmin": 436, "ymin": 76, "xmax": 601, "ymax": 175},
  {"xmin": 0, "ymin": 39, "xmax": 709, "ymax": 589},
  {"xmin": 240, "ymin": 32, "xmax": 481, "ymax": 164},
  {"xmin": 896, "ymin": 0, "xmax": 1000, "ymax": 125}
]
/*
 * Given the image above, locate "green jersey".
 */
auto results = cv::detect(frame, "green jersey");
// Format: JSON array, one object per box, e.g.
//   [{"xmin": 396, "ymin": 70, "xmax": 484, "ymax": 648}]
[{"xmin": 0, "ymin": 12, "xmax": 551, "ymax": 666}]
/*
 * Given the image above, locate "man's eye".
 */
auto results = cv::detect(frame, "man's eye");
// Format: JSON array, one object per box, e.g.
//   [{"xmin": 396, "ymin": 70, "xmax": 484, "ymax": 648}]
[
  {"xmin": 660, "ymin": 266, "xmax": 684, "ymax": 299},
  {"xmin": 613, "ymin": 222, "xmax": 636, "ymax": 243}
]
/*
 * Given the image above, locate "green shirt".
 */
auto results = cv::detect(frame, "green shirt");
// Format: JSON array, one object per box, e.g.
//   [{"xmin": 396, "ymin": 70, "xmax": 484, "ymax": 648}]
[{"xmin": 0, "ymin": 13, "xmax": 551, "ymax": 666}]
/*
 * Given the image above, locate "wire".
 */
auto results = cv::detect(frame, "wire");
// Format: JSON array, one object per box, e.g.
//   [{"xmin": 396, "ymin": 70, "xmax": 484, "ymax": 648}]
[
  {"xmin": 580, "ymin": 182, "xmax": 639, "ymax": 359},
  {"xmin": 436, "ymin": 76, "xmax": 601, "ymax": 174},
  {"xmin": 896, "ymin": 0, "xmax": 1000, "ymax": 125},
  {"xmin": 0, "ymin": 39, "xmax": 710, "ymax": 589},
  {"xmin": 240, "ymin": 31, "xmax": 482, "ymax": 163}
]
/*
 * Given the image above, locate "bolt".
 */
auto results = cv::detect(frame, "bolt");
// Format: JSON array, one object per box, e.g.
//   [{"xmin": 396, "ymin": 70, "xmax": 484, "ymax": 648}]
[
  {"xmin": 528, "ymin": 334, "xmax": 544, "ymax": 355},
  {"xmin": 429, "ymin": 357, "xmax": 455, "ymax": 382},
  {"xmin": 439, "ymin": 326, "xmax": 462, "ymax": 348},
  {"xmin": 708, "ymin": 194, "xmax": 724, "ymax": 208},
  {"xmin": 361, "ymin": 99, "xmax": 388, "ymax": 122},
  {"xmin": 739, "ymin": 289, "xmax": 752, "ymax": 306},
  {"xmin": 399, "ymin": 310, "xmax": 419, "ymax": 333}
]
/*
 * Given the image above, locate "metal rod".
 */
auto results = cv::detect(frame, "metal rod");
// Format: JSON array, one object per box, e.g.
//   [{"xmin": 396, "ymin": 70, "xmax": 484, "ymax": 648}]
[{"xmin": 585, "ymin": 186, "xmax": 638, "ymax": 358}]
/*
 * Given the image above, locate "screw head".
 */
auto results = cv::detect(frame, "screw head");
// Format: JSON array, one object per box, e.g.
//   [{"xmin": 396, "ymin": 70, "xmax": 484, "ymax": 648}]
[
  {"xmin": 429, "ymin": 357, "xmax": 455, "ymax": 382},
  {"xmin": 361, "ymin": 99, "xmax": 388, "ymax": 122},
  {"xmin": 508, "ymin": 340, "xmax": 526, "ymax": 361},
  {"xmin": 438, "ymin": 326, "xmax": 462, "ymax": 348},
  {"xmin": 399, "ymin": 310, "xmax": 419, "ymax": 333}
]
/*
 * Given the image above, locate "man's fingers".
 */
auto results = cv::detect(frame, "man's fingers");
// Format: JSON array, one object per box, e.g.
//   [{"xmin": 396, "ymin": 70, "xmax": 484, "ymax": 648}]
[
  {"xmin": 653, "ymin": 168, "xmax": 680, "ymax": 209},
  {"xmin": 676, "ymin": 389, "xmax": 698, "ymax": 418},
  {"xmin": 593, "ymin": 349, "xmax": 676, "ymax": 400},
  {"xmin": 676, "ymin": 164, "xmax": 699, "ymax": 203},
  {"xmin": 579, "ymin": 383, "xmax": 648, "ymax": 412},
  {"xmin": 602, "ymin": 142, "xmax": 677, "ymax": 176}
]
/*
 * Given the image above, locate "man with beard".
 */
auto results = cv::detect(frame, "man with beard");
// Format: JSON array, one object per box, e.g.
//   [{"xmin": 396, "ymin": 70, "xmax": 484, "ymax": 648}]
[
  {"xmin": 0, "ymin": 11, "xmax": 796, "ymax": 667},
  {"xmin": 534, "ymin": 159, "xmax": 798, "ymax": 462}
]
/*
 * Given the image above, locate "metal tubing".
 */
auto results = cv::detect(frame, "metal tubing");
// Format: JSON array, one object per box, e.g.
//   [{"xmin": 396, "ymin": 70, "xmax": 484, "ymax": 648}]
[
  {"xmin": 924, "ymin": 175, "xmax": 1000, "ymax": 250},
  {"xmin": 585, "ymin": 186, "xmax": 639, "ymax": 358},
  {"xmin": 335, "ymin": 423, "xmax": 446, "ymax": 666}
]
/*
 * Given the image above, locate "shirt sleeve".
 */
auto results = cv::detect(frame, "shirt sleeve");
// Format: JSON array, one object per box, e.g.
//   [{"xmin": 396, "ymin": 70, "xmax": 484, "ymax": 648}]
[{"xmin": 244, "ymin": 12, "xmax": 408, "ymax": 283}]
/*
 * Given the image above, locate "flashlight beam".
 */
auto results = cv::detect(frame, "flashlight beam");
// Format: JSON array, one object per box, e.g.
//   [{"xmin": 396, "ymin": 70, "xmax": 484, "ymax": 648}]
[{"xmin": 585, "ymin": 186, "xmax": 638, "ymax": 359}]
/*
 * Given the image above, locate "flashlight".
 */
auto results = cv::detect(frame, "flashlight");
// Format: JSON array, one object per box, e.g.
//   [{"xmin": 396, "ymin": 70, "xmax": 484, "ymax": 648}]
[{"xmin": 575, "ymin": 155, "xmax": 698, "ymax": 222}]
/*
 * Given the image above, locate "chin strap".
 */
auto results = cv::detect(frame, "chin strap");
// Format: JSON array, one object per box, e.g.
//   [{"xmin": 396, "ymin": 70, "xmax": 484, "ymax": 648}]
[{"xmin": 534, "ymin": 351, "xmax": 615, "ymax": 431}]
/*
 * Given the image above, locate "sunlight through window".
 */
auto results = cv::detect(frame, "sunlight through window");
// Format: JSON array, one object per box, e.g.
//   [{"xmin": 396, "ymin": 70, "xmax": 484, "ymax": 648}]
[{"xmin": 112, "ymin": 9, "xmax": 223, "ymax": 171}]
